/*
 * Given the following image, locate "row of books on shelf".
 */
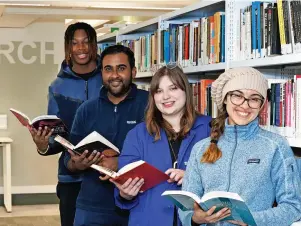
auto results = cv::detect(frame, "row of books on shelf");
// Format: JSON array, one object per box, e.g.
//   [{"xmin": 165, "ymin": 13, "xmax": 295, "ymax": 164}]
[
  {"xmin": 160, "ymin": 11, "xmax": 226, "ymax": 68},
  {"xmin": 259, "ymin": 75, "xmax": 301, "ymax": 138},
  {"xmin": 98, "ymin": 11, "xmax": 226, "ymax": 73},
  {"xmin": 238, "ymin": 0, "xmax": 301, "ymax": 61},
  {"xmin": 190, "ymin": 75, "xmax": 301, "ymax": 139},
  {"xmin": 120, "ymin": 33, "xmax": 158, "ymax": 73}
]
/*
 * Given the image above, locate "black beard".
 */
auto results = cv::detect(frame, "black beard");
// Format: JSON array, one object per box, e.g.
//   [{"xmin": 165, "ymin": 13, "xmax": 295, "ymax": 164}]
[
  {"xmin": 105, "ymin": 76, "xmax": 132, "ymax": 97},
  {"xmin": 108, "ymin": 85, "xmax": 131, "ymax": 97}
]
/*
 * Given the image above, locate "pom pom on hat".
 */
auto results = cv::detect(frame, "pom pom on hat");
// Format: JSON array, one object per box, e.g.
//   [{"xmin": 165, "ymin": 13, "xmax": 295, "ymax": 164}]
[{"xmin": 211, "ymin": 67, "xmax": 268, "ymax": 111}]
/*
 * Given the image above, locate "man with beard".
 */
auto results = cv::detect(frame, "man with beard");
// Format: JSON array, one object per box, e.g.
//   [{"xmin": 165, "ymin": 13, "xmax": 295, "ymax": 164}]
[
  {"xmin": 29, "ymin": 22, "xmax": 102, "ymax": 226},
  {"xmin": 65, "ymin": 45, "xmax": 148, "ymax": 226}
]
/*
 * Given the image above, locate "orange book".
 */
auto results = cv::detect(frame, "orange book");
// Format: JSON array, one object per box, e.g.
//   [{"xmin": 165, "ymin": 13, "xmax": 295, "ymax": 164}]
[{"xmin": 199, "ymin": 80, "xmax": 215, "ymax": 114}]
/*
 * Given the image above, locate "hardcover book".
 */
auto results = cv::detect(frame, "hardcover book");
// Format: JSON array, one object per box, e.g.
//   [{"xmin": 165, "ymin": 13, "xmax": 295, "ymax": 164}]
[{"xmin": 91, "ymin": 160, "xmax": 169, "ymax": 192}]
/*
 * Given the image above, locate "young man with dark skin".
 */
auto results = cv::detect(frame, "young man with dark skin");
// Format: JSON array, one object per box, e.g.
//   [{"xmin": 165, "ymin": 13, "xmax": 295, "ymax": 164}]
[
  {"xmin": 28, "ymin": 22, "xmax": 102, "ymax": 226},
  {"xmin": 64, "ymin": 45, "xmax": 148, "ymax": 226}
]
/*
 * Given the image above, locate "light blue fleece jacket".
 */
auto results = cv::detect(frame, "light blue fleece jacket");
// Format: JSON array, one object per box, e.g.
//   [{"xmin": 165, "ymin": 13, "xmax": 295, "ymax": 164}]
[{"xmin": 179, "ymin": 118, "xmax": 301, "ymax": 226}]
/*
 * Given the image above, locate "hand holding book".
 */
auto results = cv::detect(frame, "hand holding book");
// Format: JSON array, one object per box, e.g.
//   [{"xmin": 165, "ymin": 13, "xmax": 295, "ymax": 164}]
[
  {"xmin": 67, "ymin": 148, "xmax": 102, "ymax": 171},
  {"xmin": 28, "ymin": 126, "xmax": 54, "ymax": 152},
  {"xmin": 165, "ymin": 168, "xmax": 185, "ymax": 185},
  {"xmin": 110, "ymin": 177, "xmax": 145, "ymax": 200},
  {"xmin": 91, "ymin": 160, "xmax": 169, "ymax": 192},
  {"xmin": 191, "ymin": 202, "xmax": 231, "ymax": 225}
]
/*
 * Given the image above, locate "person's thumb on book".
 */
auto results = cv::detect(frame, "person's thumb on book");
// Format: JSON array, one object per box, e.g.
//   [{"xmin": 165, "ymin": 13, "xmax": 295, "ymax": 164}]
[{"xmin": 99, "ymin": 175, "xmax": 110, "ymax": 181}]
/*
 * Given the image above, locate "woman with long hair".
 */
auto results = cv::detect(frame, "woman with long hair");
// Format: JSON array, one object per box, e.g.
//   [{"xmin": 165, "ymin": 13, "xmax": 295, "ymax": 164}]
[
  {"xmin": 111, "ymin": 65, "xmax": 211, "ymax": 226},
  {"xmin": 179, "ymin": 67, "xmax": 301, "ymax": 226}
]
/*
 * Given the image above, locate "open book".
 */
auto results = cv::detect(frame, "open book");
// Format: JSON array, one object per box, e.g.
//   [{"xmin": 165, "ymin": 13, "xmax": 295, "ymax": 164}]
[
  {"xmin": 10, "ymin": 108, "xmax": 67, "ymax": 136},
  {"xmin": 91, "ymin": 160, "xmax": 169, "ymax": 192},
  {"xmin": 161, "ymin": 190, "xmax": 257, "ymax": 226},
  {"xmin": 55, "ymin": 131, "xmax": 120, "ymax": 157}
]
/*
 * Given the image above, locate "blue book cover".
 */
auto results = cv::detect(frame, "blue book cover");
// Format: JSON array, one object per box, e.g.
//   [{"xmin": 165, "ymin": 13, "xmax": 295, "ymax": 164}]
[
  {"xmin": 169, "ymin": 24, "xmax": 178, "ymax": 63},
  {"xmin": 164, "ymin": 30, "xmax": 170, "ymax": 63},
  {"xmin": 252, "ymin": 2, "xmax": 258, "ymax": 58},
  {"xmin": 162, "ymin": 190, "xmax": 257, "ymax": 226},
  {"xmin": 255, "ymin": 1, "xmax": 262, "ymax": 57}
]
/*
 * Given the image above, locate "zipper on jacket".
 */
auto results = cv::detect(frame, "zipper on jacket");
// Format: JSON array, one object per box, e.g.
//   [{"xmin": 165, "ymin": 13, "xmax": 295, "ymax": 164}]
[
  {"xmin": 114, "ymin": 106, "xmax": 117, "ymax": 113},
  {"xmin": 85, "ymin": 81, "xmax": 88, "ymax": 100},
  {"xmin": 226, "ymin": 125, "xmax": 238, "ymax": 191}
]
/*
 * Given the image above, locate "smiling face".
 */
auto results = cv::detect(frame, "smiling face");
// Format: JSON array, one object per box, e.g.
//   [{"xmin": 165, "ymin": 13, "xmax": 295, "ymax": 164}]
[
  {"xmin": 70, "ymin": 29, "xmax": 92, "ymax": 66},
  {"xmin": 224, "ymin": 89, "xmax": 264, "ymax": 126},
  {"xmin": 154, "ymin": 75, "xmax": 186, "ymax": 120},
  {"xmin": 101, "ymin": 52, "xmax": 135, "ymax": 98}
]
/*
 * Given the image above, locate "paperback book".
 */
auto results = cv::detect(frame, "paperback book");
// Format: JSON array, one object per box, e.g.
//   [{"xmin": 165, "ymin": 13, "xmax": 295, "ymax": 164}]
[
  {"xmin": 55, "ymin": 131, "xmax": 120, "ymax": 157},
  {"xmin": 161, "ymin": 190, "xmax": 257, "ymax": 226}
]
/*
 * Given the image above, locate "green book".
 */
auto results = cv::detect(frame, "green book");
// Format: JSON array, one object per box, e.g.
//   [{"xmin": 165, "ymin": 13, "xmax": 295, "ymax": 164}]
[{"xmin": 161, "ymin": 190, "xmax": 257, "ymax": 226}]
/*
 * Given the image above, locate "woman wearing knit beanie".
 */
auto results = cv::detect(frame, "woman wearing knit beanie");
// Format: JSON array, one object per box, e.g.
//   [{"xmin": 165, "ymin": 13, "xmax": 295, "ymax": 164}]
[{"xmin": 179, "ymin": 67, "xmax": 301, "ymax": 226}]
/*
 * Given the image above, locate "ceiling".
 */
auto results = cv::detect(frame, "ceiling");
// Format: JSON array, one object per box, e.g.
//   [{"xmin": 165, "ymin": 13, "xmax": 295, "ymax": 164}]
[{"xmin": 0, "ymin": 0, "xmax": 197, "ymax": 36}]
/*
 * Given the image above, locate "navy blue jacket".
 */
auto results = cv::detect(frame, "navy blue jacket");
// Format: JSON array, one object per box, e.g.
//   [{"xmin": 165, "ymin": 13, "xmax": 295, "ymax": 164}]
[
  {"xmin": 64, "ymin": 84, "xmax": 148, "ymax": 214},
  {"xmin": 115, "ymin": 115, "xmax": 211, "ymax": 226},
  {"xmin": 40, "ymin": 58, "xmax": 102, "ymax": 183}
]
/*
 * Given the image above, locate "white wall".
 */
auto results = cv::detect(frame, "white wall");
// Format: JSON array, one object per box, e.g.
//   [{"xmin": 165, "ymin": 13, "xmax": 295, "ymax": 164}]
[{"xmin": 0, "ymin": 22, "xmax": 65, "ymax": 193}]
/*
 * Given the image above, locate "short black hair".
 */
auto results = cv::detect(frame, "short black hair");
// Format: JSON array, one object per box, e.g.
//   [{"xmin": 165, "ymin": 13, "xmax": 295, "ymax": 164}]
[
  {"xmin": 100, "ymin": 45, "xmax": 135, "ymax": 70},
  {"xmin": 64, "ymin": 22, "xmax": 97, "ymax": 65}
]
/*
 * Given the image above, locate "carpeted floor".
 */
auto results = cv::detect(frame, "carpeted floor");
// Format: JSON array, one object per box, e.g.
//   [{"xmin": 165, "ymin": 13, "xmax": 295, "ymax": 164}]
[{"xmin": 0, "ymin": 215, "xmax": 60, "ymax": 226}]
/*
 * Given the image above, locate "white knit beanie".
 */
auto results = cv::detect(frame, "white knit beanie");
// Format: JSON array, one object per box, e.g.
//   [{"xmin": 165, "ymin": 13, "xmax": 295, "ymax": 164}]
[{"xmin": 211, "ymin": 67, "xmax": 268, "ymax": 111}]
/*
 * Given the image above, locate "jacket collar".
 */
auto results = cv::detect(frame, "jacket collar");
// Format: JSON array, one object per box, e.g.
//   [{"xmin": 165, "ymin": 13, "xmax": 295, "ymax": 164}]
[
  {"xmin": 223, "ymin": 117, "xmax": 260, "ymax": 141},
  {"xmin": 99, "ymin": 83, "xmax": 138, "ymax": 102}
]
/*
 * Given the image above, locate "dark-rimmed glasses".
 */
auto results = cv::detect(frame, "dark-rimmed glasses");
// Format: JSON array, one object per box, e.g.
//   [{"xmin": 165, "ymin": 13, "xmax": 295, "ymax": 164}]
[{"xmin": 228, "ymin": 92, "xmax": 264, "ymax": 109}]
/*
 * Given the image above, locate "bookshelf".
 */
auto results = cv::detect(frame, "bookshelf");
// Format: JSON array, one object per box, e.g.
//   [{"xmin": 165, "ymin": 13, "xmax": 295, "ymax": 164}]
[{"xmin": 97, "ymin": 0, "xmax": 301, "ymax": 148}]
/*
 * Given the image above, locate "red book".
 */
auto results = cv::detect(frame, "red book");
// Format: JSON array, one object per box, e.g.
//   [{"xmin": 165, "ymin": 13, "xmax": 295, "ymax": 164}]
[{"xmin": 91, "ymin": 160, "xmax": 169, "ymax": 192}]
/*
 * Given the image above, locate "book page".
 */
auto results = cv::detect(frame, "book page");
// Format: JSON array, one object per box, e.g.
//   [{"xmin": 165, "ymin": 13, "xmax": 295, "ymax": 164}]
[
  {"xmin": 162, "ymin": 190, "xmax": 202, "ymax": 204},
  {"xmin": 54, "ymin": 135, "xmax": 75, "ymax": 150},
  {"xmin": 10, "ymin": 108, "xmax": 31, "ymax": 126},
  {"xmin": 201, "ymin": 191, "xmax": 243, "ymax": 203},
  {"xmin": 118, "ymin": 160, "xmax": 145, "ymax": 175},
  {"xmin": 31, "ymin": 115, "xmax": 60, "ymax": 125},
  {"xmin": 75, "ymin": 131, "xmax": 120, "ymax": 153},
  {"xmin": 90, "ymin": 164, "xmax": 118, "ymax": 178}
]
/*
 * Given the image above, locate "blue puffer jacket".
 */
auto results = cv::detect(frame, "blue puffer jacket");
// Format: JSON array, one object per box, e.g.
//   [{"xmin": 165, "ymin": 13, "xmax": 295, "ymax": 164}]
[
  {"xmin": 39, "ymin": 58, "xmax": 102, "ymax": 183},
  {"xmin": 179, "ymin": 118, "xmax": 301, "ymax": 226}
]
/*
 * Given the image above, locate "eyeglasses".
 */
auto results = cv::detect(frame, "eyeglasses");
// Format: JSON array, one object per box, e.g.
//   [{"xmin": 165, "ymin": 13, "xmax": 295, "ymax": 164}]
[
  {"xmin": 150, "ymin": 62, "xmax": 183, "ymax": 75},
  {"xmin": 229, "ymin": 92, "xmax": 264, "ymax": 109}
]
